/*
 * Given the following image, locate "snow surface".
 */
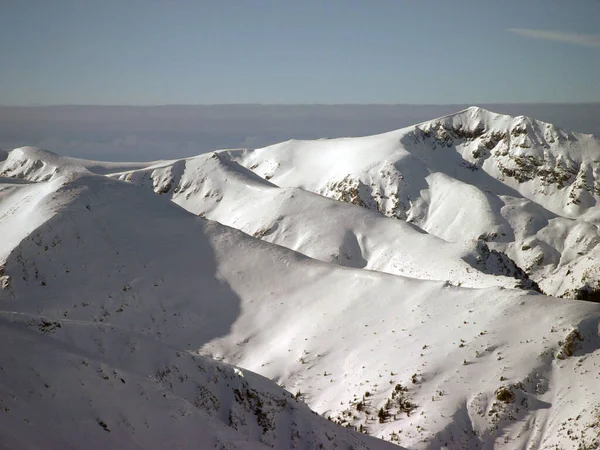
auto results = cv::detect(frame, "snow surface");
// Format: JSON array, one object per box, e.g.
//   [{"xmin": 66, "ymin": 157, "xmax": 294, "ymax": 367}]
[{"xmin": 1, "ymin": 107, "xmax": 600, "ymax": 449}]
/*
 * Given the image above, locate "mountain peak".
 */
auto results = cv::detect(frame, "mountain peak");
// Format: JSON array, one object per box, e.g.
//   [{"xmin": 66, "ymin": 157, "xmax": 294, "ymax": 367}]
[
  {"xmin": 413, "ymin": 106, "xmax": 585, "ymax": 151},
  {"xmin": 462, "ymin": 105, "xmax": 495, "ymax": 116},
  {"xmin": 433, "ymin": 106, "xmax": 517, "ymax": 128}
]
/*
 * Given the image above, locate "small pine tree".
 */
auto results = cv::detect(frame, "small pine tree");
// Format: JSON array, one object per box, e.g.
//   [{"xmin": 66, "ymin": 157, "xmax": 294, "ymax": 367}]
[{"xmin": 378, "ymin": 407, "xmax": 389, "ymax": 423}]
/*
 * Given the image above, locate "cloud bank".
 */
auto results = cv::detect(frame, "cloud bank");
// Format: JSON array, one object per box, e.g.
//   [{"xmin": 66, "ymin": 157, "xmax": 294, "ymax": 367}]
[
  {"xmin": 1, "ymin": 104, "xmax": 599, "ymax": 161},
  {"xmin": 508, "ymin": 28, "xmax": 600, "ymax": 48}
]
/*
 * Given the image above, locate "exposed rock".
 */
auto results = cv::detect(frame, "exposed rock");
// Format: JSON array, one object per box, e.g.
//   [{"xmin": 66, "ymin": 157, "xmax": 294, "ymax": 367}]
[
  {"xmin": 556, "ymin": 329, "xmax": 584, "ymax": 359},
  {"xmin": 0, "ymin": 275, "xmax": 10, "ymax": 290}
]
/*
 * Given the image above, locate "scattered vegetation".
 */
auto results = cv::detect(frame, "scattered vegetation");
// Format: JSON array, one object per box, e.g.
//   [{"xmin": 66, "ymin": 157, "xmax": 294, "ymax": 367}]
[
  {"xmin": 37, "ymin": 320, "xmax": 61, "ymax": 334},
  {"xmin": 97, "ymin": 419, "xmax": 110, "ymax": 432}
]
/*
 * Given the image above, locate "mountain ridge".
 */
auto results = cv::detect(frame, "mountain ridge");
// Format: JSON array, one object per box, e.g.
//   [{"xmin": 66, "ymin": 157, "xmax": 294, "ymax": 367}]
[{"xmin": 5, "ymin": 107, "xmax": 598, "ymax": 299}]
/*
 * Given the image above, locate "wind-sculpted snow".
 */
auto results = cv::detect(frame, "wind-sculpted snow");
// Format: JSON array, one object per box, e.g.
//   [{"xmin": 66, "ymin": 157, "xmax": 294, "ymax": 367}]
[{"xmin": 2, "ymin": 108, "xmax": 600, "ymax": 449}]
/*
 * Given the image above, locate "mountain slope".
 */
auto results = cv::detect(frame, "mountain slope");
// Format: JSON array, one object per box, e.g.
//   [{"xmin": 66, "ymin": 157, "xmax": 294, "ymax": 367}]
[
  {"xmin": 0, "ymin": 154, "xmax": 599, "ymax": 448},
  {"xmin": 110, "ymin": 151, "xmax": 535, "ymax": 289},
  {"xmin": 0, "ymin": 311, "xmax": 399, "ymax": 450},
  {"xmin": 0, "ymin": 172, "xmax": 398, "ymax": 450}
]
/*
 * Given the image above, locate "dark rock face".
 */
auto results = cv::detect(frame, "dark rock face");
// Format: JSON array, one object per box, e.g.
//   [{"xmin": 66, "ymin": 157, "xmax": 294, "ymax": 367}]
[
  {"xmin": 413, "ymin": 113, "xmax": 588, "ymax": 192},
  {"xmin": 474, "ymin": 240, "xmax": 542, "ymax": 293}
]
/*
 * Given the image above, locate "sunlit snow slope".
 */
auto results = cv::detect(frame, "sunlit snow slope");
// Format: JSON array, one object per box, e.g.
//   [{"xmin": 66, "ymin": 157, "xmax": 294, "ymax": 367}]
[
  {"xmin": 110, "ymin": 152, "xmax": 536, "ymax": 290},
  {"xmin": 0, "ymin": 172, "xmax": 397, "ymax": 450}
]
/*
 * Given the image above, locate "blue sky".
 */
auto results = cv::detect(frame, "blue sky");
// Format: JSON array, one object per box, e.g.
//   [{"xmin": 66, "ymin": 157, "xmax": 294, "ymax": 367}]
[{"xmin": 1, "ymin": 0, "xmax": 599, "ymax": 105}]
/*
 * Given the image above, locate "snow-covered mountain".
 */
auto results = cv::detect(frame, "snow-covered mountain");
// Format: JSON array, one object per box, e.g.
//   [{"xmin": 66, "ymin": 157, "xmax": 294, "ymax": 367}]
[
  {"xmin": 97, "ymin": 107, "xmax": 600, "ymax": 299},
  {"xmin": 220, "ymin": 107, "xmax": 600, "ymax": 297},
  {"xmin": 2, "ymin": 107, "xmax": 600, "ymax": 449}
]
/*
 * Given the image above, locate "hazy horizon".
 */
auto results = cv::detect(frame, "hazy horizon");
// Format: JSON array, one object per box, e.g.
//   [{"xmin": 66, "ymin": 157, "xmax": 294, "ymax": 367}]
[{"xmin": 2, "ymin": 103, "xmax": 599, "ymax": 161}]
